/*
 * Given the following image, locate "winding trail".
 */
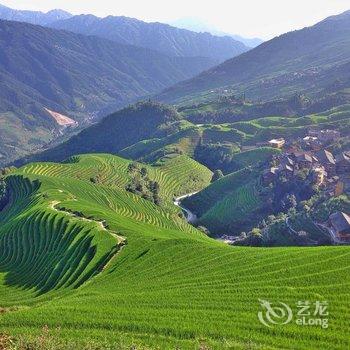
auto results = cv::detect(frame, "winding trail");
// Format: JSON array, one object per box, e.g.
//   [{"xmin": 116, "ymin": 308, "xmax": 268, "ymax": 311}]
[
  {"xmin": 49, "ymin": 200, "xmax": 125, "ymax": 244},
  {"xmin": 49, "ymin": 200, "xmax": 127, "ymax": 272}
]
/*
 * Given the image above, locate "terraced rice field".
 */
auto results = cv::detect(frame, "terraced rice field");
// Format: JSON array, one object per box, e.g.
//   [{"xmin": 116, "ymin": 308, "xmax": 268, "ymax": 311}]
[
  {"xmin": 153, "ymin": 154, "xmax": 213, "ymax": 198},
  {"xmin": 183, "ymin": 167, "xmax": 264, "ymax": 234},
  {"xmin": 0, "ymin": 154, "xmax": 349, "ymax": 349},
  {"xmin": 183, "ymin": 168, "xmax": 255, "ymax": 216},
  {"xmin": 120, "ymin": 126, "xmax": 202, "ymax": 163},
  {"xmin": 198, "ymin": 181, "xmax": 262, "ymax": 234}
]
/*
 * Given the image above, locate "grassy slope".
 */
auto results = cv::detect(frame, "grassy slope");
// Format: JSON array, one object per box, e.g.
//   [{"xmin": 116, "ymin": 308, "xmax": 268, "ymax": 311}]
[
  {"xmin": 183, "ymin": 167, "xmax": 266, "ymax": 235},
  {"xmin": 208, "ymin": 105, "xmax": 350, "ymax": 145},
  {"xmin": 0, "ymin": 154, "xmax": 349, "ymax": 349},
  {"xmin": 120, "ymin": 104, "xmax": 350, "ymax": 171},
  {"xmin": 120, "ymin": 125, "xmax": 202, "ymax": 163}
]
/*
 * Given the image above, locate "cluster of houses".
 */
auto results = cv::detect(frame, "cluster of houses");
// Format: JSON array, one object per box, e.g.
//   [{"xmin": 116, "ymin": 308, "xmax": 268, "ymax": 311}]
[
  {"xmin": 262, "ymin": 149, "xmax": 349, "ymax": 187},
  {"xmin": 262, "ymin": 128, "xmax": 350, "ymax": 243}
]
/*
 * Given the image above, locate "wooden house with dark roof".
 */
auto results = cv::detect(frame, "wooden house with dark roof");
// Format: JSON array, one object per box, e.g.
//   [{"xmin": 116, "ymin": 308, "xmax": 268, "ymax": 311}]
[
  {"xmin": 336, "ymin": 152, "xmax": 350, "ymax": 174},
  {"xmin": 296, "ymin": 153, "xmax": 314, "ymax": 169},
  {"xmin": 262, "ymin": 167, "xmax": 278, "ymax": 185},
  {"xmin": 316, "ymin": 150, "xmax": 336, "ymax": 176},
  {"xmin": 329, "ymin": 212, "xmax": 350, "ymax": 242}
]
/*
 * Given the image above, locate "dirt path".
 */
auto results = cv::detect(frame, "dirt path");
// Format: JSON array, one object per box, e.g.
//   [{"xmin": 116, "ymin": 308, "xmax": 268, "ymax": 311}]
[{"xmin": 49, "ymin": 200, "xmax": 125, "ymax": 244}]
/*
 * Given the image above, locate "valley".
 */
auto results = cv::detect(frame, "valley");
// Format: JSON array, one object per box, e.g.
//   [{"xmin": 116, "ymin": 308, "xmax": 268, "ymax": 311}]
[
  {"xmin": 0, "ymin": 18, "xmax": 230, "ymax": 167},
  {"xmin": 0, "ymin": 96, "xmax": 349, "ymax": 348},
  {"xmin": 0, "ymin": 154, "xmax": 349, "ymax": 349},
  {"xmin": 0, "ymin": 3, "xmax": 349, "ymax": 350}
]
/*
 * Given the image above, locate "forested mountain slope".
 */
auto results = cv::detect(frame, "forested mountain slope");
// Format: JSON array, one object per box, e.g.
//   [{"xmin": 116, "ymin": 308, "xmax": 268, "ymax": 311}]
[
  {"xmin": 49, "ymin": 14, "xmax": 249, "ymax": 62},
  {"xmin": 0, "ymin": 20, "xmax": 214, "ymax": 166},
  {"xmin": 17, "ymin": 102, "xmax": 183, "ymax": 164},
  {"xmin": 158, "ymin": 10, "xmax": 350, "ymax": 103}
]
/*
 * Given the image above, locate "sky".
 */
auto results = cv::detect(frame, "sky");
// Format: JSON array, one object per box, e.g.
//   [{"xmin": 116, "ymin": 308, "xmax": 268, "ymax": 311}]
[{"xmin": 1, "ymin": 0, "xmax": 350, "ymax": 39}]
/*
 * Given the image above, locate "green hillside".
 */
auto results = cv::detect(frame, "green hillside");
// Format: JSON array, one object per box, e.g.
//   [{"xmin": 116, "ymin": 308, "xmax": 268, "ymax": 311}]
[
  {"xmin": 19, "ymin": 102, "xmax": 183, "ymax": 165},
  {"xmin": 183, "ymin": 167, "xmax": 265, "ymax": 234},
  {"xmin": 0, "ymin": 153, "xmax": 349, "ymax": 349},
  {"xmin": 21, "ymin": 100, "xmax": 350, "ymax": 177},
  {"xmin": 0, "ymin": 20, "xmax": 215, "ymax": 166}
]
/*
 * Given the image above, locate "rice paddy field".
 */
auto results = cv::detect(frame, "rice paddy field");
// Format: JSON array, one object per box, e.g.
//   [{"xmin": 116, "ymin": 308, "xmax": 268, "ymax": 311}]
[
  {"xmin": 182, "ymin": 168, "xmax": 265, "ymax": 234},
  {"xmin": 0, "ymin": 154, "xmax": 349, "ymax": 349}
]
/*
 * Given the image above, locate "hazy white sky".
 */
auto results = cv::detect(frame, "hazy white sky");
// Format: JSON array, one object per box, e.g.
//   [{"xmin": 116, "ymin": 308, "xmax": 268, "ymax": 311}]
[{"xmin": 1, "ymin": 0, "xmax": 350, "ymax": 39}]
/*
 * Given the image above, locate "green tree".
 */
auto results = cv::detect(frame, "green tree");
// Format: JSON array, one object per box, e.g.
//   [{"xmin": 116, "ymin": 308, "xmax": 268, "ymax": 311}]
[
  {"xmin": 0, "ymin": 178, "xmax": 8, "ymax": 210},
  {"xmin": 140, "ymin": 167, "xmax": 148, "ymax": 178}
]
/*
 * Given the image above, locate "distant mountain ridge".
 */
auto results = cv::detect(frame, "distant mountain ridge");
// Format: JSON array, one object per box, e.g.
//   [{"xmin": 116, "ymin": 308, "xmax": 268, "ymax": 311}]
[
  {"xmin": 48, "ymin": 14, "xmax": 249, "ymax": 62},
  {"xmin": 0, "ymin": 4, "xmax": 251, "ymax": 63},
  {"xmin": 158, "ymin": 9, "xmax": 350, "ymax": 103},
  {"xmin": 169, "ymin": 17, "xmax": 264, "ymax": 48},
  {"xmin": 0, "ymin": 3, "xmax": 72, "ymax": 25}
]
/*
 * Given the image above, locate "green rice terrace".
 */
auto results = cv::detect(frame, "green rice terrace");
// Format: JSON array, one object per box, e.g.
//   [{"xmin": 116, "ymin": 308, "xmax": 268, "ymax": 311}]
[
  {"xmin": 0, "ymin": 153, "xmax": 349, "ymax": 349},
  {"xmin": 182, "ymin": 167, "xmax": 265, "ymax": 235}
]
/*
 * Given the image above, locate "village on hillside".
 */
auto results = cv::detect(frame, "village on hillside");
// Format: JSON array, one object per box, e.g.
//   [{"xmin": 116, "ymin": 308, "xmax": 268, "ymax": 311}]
[{"xmin": 261, "ymin": 128, "xmax": 350, "ymax": 244}]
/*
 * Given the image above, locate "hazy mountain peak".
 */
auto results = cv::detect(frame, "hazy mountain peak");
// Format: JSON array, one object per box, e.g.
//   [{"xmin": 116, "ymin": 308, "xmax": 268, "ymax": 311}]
[
  {"xmin": 46, "ymin": 9, "xmax": 71, "ymax": 16},
  {"xmin": 322, "ymin": 9, "xmax": 350, "ymax": 22},
  {"xmin": 169, "ymin": 17, "xmax": 264, "ymax": 48},
  {"xmin": 49, "ymin": 14, "xmax": 249, "ymax": 62},
  {"xmin": 0, "ymin": 3, "xmax": 72, "ymax": 25}
]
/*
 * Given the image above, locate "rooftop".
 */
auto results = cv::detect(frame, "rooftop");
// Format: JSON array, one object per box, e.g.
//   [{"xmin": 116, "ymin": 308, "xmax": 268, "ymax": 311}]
[
  {"xmin": 329, "ymin": 212, "xmax": 350, "ymax": 233},
  {"xmin": 336, "ymin": 152, "xmax": 350, "ymax": 163},
  {"xmin": 316, "ymin": 150, "xmax": 336, "ymax": 165},
  {"xmin": 296, "ymin": 153, "xmax": 313, "ymax": 163},
  {"xmin": 268, "ymin": 138, "xmax": 285, "ymax": 145}
]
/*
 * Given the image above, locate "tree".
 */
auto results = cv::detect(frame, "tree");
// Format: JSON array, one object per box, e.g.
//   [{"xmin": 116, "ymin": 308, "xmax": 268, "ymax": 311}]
[
  {"xmin": 140, "ymin": 167, "xmax": 148, "ymax": 178},
  {"xmin": 127, "ymin": 162, "xmax": 138, "ymax": 173},
  {"xmin": 0, "ymin": 178, "xmax": 8, "ymax": 210},
  {"xmin": 286, "ymin": 194, "xmax": 297, "ymax": 209},
  {"xmin": 251, "ymin": 228, "xmax": 262, "ymax": 237}
]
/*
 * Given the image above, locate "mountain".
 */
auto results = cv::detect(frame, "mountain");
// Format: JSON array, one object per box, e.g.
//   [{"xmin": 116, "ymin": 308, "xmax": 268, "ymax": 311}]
[
  {"xmin": 0, "ymin": 3, "xmax": 72, "ymax": 25},
  {"xmin": 0, "ymin": 20, "xmax": 216, "ymax": 166},
  {"xmin": 16, "ymin": 101, "xmax": 183, "ymax": 165},
  {"xmin": 158, "ymin": 10, "xmax": 350, "ymax": 103},
  {"xmin": 49, "ymin": 14, "xmax": 249, "ymax": 62},
  {"xmin": 169, "ymin": 17, "xmax": 264, "ymax": 48},
  {"xmin": 230, "ymin": 34, "xmax": 264, "ymax": 48}
]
